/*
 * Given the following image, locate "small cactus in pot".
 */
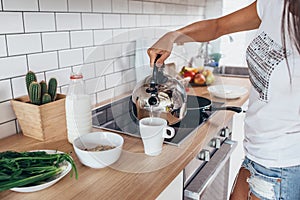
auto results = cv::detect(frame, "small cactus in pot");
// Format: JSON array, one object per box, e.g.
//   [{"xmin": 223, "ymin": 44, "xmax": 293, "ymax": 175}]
[{"xmin": 25, "ymin": 71, "xmax": 58, "ymax": 105}]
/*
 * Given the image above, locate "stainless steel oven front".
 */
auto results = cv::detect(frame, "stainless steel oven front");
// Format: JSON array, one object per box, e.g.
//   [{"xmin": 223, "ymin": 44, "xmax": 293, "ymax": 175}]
[{"xmin": 184, "ymin": 126, "xmax": 237, "ymax": 200}]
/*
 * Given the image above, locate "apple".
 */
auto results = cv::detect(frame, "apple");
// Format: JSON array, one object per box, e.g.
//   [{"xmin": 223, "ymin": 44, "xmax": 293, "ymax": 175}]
[
  {"xmin": 183, "ymin": 70, "xmax": 196, "ymax": 82},
  {"xmin": 205, "ymin": 74, "xmax": 215, "ymax": 85},
  {"xmin": 193, "ymin": 73, "xmax": 206, "ymax": 85},
  {"xmin": 202, "ymin": 69, "xmax": 212, "ymax": 77}
]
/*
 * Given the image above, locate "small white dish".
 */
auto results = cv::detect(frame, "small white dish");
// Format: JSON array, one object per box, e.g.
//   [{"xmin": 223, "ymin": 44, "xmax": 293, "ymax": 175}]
[
  {"xmin": 10, "ymin": 150, "xmax": 72, "ymax": 193},
  {"xmin": 73, "ymin": 132, "xmax": 124, "ymax": 169},
  {"xmin": 207, "ymin": 85, "xmax": 248, "ymax": 99}
]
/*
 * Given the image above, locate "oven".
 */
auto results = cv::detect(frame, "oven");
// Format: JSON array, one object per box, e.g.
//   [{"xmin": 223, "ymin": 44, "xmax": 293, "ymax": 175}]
[{"xmin": 184, "ymin": 126, "xmax": 237, "ymax": 200}]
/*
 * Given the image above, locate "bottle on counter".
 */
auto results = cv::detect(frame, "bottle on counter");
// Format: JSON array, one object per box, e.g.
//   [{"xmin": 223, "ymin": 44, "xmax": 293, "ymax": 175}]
[{"xmin": 65, "ymin": 72, "xmax": 92, "ymax": 144}]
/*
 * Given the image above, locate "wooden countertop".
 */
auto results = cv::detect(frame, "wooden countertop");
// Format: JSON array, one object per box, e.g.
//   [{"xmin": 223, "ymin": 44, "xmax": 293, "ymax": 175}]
[{"xmin": 0, "ymin": 76, "xmax": 251, "ymax": 200}]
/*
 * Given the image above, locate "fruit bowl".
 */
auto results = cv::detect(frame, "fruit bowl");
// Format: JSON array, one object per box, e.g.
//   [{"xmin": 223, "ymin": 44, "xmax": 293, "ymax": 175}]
[{"xmin": 179, "ymin": 66, "xmax": 215, "ymax": 86}]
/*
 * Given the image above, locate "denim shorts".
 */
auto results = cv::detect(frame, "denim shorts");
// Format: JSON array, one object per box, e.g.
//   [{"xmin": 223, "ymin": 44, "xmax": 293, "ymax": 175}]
[{"xmin": 242, "ymin": 157, "xmax": 300, "ymax": 200}]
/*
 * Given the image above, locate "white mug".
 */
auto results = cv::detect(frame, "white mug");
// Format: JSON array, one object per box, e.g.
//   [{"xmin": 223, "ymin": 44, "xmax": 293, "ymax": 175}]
[{"xmin": 139, "ymin": 117, "xmax": 175, "ymax": 156}]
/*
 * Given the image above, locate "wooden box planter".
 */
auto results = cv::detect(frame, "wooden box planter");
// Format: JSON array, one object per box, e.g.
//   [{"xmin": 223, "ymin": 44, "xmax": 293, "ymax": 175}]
[{"xmin": 10, "ymin": 94, "xmax": 67, "ymax": 141}]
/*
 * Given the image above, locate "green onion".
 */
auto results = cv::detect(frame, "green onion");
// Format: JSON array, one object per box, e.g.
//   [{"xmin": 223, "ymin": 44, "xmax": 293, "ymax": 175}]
[{"xmin": 0, "ymin": 151, "xmax": 78, "ymax": 192}]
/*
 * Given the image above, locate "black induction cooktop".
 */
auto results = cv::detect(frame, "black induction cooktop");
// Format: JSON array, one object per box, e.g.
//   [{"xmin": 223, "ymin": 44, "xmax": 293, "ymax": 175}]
[{"xmin": 92, "ymin": 95, "xmax": 223, "ymax": 146}]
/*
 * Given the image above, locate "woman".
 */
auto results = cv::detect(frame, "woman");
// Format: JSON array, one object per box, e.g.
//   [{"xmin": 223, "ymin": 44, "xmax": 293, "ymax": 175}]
[{"xmin": 147, "ymin": 1, "xmax": 300, "ymax": 199}]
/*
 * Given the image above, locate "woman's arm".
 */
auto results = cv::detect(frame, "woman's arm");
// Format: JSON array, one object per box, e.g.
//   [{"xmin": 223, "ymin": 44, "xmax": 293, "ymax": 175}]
[{"xmin": 148, "ymin": 1, "xmax": 261, "ymax": 66}]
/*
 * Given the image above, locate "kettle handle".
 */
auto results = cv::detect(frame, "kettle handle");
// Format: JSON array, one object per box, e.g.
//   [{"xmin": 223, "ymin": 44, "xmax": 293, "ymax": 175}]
[{"xmin": 151, "ymin": 54, "xmax": 162, "ymax": 85}]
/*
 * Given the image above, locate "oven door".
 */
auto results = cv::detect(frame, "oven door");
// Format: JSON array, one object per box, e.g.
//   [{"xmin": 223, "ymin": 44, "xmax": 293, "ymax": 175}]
[{"xmin": 184, "ymin": 139, "xmax": 237, "ymax": 200}]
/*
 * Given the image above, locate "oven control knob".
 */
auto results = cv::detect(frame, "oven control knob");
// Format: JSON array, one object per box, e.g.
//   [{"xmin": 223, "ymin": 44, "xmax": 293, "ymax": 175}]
[
  {"xmin": 220, "ymin": 127, "xmax": 230, "ymax": 137},
  {"xmin": 211, "ymin": 138, "xmax": 221, "ymax": 149},
  {"xmin": 198, "ymin": 149, "xmax": 210, "ymax": 161}
]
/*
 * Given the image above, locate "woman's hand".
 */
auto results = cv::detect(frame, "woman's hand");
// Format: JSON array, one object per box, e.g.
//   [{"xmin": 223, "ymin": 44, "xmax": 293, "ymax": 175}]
[{"xmin": 147, "ymin": 31, "xmax": 179, "ymax": 67}]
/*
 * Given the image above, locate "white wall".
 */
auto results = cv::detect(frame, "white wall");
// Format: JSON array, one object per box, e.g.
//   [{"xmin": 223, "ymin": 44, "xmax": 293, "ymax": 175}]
[
  {"xmin": 219, "ymin": 0, "xmax": 256, "ymax": 67},
  {"xmin": 0, "ymin": 0, "xmax": 217, "ymax": 138}
]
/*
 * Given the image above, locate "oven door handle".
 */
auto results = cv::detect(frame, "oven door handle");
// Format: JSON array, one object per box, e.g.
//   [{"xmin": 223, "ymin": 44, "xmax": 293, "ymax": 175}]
[{"xmin": 184, "ymin": 139, "xmax": 237, "ymax": 200}]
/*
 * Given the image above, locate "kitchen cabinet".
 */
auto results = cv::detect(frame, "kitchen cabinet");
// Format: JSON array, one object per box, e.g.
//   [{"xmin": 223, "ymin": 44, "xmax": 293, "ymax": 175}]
[
  {"xmin": 227, "ymin": 100, "xmax": 248, "ymax": 199},
  {"xmin": 156, "ymin": 171, "xmax": 183, "ymax": 200}
]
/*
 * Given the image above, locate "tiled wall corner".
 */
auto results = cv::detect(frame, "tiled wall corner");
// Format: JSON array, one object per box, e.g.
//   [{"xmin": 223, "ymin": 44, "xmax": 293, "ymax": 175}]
[{"xmin": 0, "ymin": 0, "xmax": 212, "ymax": 138}]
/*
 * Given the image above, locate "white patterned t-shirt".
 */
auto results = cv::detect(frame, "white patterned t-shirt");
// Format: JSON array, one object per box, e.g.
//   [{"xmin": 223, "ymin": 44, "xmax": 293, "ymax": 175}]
[{"xmin": 244, "ymin": 0, "xmax": 300, "ymax": 168}]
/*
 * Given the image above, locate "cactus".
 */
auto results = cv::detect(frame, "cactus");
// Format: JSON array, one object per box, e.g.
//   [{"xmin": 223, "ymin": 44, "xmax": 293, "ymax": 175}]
[
  {"xmin": 41, "ymin": 93, "xmax": 52, "ymax": 104},
  {"xmin": 48, "ymin": 78, "xmax": 57, "ymax": 101},
  {"xmin": 24, "ymin": 71, "xmax": 59, "ymax": 105},
  {"xmin": 28, "ymin": 81, "xmax": 41, "ymax": 105},
  {"xmin": 40, "ymin": 80, "xmax": 47, "ymax": 98},
  {"xmin": 25, "ymin": 71, "xmax": 37, "ymax": 93}
]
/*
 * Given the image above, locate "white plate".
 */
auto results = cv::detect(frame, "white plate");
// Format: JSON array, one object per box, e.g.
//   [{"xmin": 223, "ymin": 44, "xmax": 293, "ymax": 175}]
[
  {"xmin": 10, "ymin": 150, "xmax": 72, "ymax": 193},
  {"xmin": 207, "ymin": 85, "xmax": 248, "ymax": 99}
]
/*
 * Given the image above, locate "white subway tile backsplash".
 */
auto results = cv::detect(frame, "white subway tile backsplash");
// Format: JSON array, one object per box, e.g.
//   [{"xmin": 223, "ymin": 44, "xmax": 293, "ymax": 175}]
[
  {"xmin": 103, "ymin": 14, "xmax": 121, "ymax": 29},
  {"xmin": 85, "ymin": 77, "xmax": 105, "ymax": 94},
  {"xmin": 39, "ymin": 0, "xmax": 68, "ymax": 11},
  {"xmin": 94, "ymin": 30, "xmax": 113, "ymax": 45},
  {"xmin": 0, "ymin": 12, "xmax": 23, "ymax": 34},
  {"xmin": 122, "ymin": 68, "xmax": 136, "ymax": 83},
  {"xmin": 56, "ymin": 13, "xmax": 81, "ymax": 31},
  {"xmin": 28, "ymin": 52, "xmax": 58, "ymax": 72},
  {"xmin": 82, "ymin": 13, "xmax": 103, "ymax": 30},
  {"xmin": 24, "ymin": 13, "xmax": 55, "ymax": 33},
  {"xmin": 0, "ymin": 80, "xmax": 12, "ymax": 102},
  {"xmin": 105, "ymin": 71, "xmax": 122, "ymax": 88},
  {"xmin": 128, "ymin": 28, "xmax": 143, "ymax": 41},
  {"xmin": 0, "ymin": 36, "xmax": 7, "ymax": 57},
  {"xmin": 136, "ymin": 15, "xmax": 149, "ymax": 27},
  {"xmin": 95, "ymin": 60, "xmax": 114, "ymax": 76},
  {"xmin": 92, "ymin": 0, "xmax": 112, "ymax": 13},
  {"xmin": 149, "ymin": 15, "xmax": 161, "ymax": 27},
  {"xmin": 0, "ymin": 121, "xmax": 17, "ymax": 139},
  {"xmin": 7, "ymin": 33, "xmax": 42, "ymax": 56},
  {"xmin": 11, "ymin": 76, "xmax": 27, "ymax": 98},
  {"xmin": 45, "ymin": 68, "xmax": 72, "ymax": 86},
  {"xmin": 143, "ymin": 2, "xmax": 155, "ymax": 14},
  {"xmin": 60, "ymin": 85, "xmax": 68, "ymax": 95},
  {"xmin": 114, "ymin": 81, "xmax": 133, "ymax": 96},
  {"xmin": 0, "ymin": 56, "xmax": 27, "ymax": 80},
  {"xmin": 83, "ymin": 46, "xmax": 105, "ymax": 63},
  {"xmin": 114, "ymin": 56, "xmax": 130, "ymax": 72},
  {"xmin": 128, "ymin": 1, "xmax": 142, "ymax": 13},
  {"xmin": 113, "ymin": 29, "xmax": 129, "ymax": 43},
  {"xmin": 70, "ymin": 30, "xmax": 93, "ymax": 48},
  {"xmin": 73, "ymin": 63, "xmax": 95, "ymax": 80},
  {"xmin": 104, "ymin": 44, "xmax": 122, "ymax": 59},
  {"xmin": 42, "ymin": 32, "xmax": 70, "ymax": 51},
  {"xmin": 96, "ymin": 88, "xmax": 113, "ymax": 102},
  {"xmin": 68, "ymin": 0, "xmax": 92, "ymax": 12},
  {"xmin": 89, "ymin": 93, "xmax": 97, "ymax": 106},
  {"xmin": 2, "ymin": 0, "xmax": 38, "ymax": 11},
  {"xmin": 154, "ymin": 3, "xmax": 166, "ymax": 14},
  {"xmin": 112, "ymin": 0, "xmax": 128, "ymax": 13},
  {"xmin": 59, "ymin": 48, "xmax": 83, "ymax": 68},
  {"xmin": 161, "ymin": 15, "xmax": 172, "ymax": 26},
  {"xmin": 122, "ymin": 42, "xmax": 135, "ymax": 57},
  {"xmin": 0, "ymin": 101, "xmax": 16, "ymax": 124},
  {"xmin": 121, "ymin": 14, "xmax": 136, "ymax": 28}
]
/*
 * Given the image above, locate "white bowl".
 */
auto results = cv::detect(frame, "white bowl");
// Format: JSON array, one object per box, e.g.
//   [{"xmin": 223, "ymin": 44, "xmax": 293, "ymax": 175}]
[{"xmin": 73, "ymin": 132, "xmax": 124, "ymax": 169}]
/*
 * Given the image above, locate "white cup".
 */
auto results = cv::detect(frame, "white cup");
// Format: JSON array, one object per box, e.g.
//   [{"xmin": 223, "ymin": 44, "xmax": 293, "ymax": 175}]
[{"xmin": 139, "ymin": 117, "xmax": 175, "ymax": 156}]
